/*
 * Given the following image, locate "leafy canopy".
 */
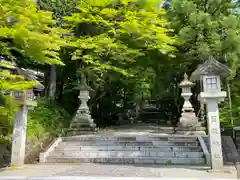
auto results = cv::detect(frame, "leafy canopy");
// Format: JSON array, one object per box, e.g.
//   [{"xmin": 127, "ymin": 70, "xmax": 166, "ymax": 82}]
[
  {"xmin": 64, "ymin": 0, "xmax": 178, "ymax": 75},
  {"xmin": 0, "ymin": 0, "xmax": 68, "ymax": 123},
  {"xmin": 168, "ymin": 0, "xmax": 240, "ymax": 73},
  {"xmin": 0, "ymin": 0, "xmax": 66, "ymax": 65}
]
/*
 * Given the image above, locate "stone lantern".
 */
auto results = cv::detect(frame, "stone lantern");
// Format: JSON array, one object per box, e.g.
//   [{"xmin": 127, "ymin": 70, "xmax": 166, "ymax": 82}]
[
  {"xmin": 12, "ymin": 89, "xmax": 37, "ymax": 107},
  {"xmin": 10, "ymin": 88, "xmax": 38, "ymax": 167},
  {"xmin": 190, "ymin": 56, "xmax": 231, "ymax": 170},
  {"xmin": 175, "ymin": 73, "xmax": 205, "ymax": 135},
  {"xmin": 6, "ymin": 66, "xmax": 44, "ymax": 167},
  {"xmin": 0, "ymin": 61, "xmax": 43, "ymax": 167},
  {"xmin": 179, "ymin": 73, "xmax": 195, "ymax": 113},
  {"xmin": 68, "ymin": 72, "xmax": 96, "ymax": 136}
]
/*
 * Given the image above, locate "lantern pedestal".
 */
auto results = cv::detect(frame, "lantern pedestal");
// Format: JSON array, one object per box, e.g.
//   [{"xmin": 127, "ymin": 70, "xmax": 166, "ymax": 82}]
[
  {"xmin": 68, "ymin": 104, "xmax": 97, "ymax": 136},
  {"xmin": 175, "ymin": 111, "xmax": 206, "ymax": 135}
]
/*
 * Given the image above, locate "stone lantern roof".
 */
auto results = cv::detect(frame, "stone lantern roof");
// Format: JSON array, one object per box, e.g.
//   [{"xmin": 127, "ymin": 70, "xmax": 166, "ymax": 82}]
[
  {"xmin": 179, "ymin": 73, "xmax": 195, "ymax": 87},
  {"xmin": 0, "ymin": 59, "xmax": 44, "ymax": 91},
  {"xmin": 74, "ymin": 72, "xmax": 92, "ymax": 91},
  {"xmin": 190, "ymin": 56, "xmax": 232, "ymax": 81},
  {"xmin": 16, "ymin": 68, "xmax": 44, "ymax": 91}
]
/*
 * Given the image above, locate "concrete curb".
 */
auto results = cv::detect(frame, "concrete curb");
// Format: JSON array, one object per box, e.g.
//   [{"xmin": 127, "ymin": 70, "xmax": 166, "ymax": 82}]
[
  {"xmin": 197, "ymin": 136, "xmax": 210, "ymax": 165},
  {"xmin": 39, "ymin": 137, "xmax": 62, "ymax": 163}
]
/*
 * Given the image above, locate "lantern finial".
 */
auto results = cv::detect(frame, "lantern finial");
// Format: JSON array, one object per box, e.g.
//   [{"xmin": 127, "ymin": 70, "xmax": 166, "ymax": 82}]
[{"xmin": 81, "ymin": 71, "xmax": 87, "ymax": 86}]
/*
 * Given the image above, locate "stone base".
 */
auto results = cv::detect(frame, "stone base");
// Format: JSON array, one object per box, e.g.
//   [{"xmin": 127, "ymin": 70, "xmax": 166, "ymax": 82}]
[
  {"xmin": 178, "ymin": 112, "xmax": 198, "ymax": 127},
  {"xmin": 68, "ymin": 131, "xmax": 97, "ymax": 136},
  {"xmin": 67, "ymin": 126, "xmax": 97, "ymax": 136},
  {"xmin": 70, "ymin": 122, "xmax": 96, "ymax": 128}
]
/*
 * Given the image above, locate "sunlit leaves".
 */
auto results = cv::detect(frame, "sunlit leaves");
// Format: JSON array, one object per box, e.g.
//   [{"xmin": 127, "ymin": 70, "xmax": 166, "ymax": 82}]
[
  {"xmin": 64, "ymin": 0, "xmax": 177, "ymax": 76},
  {"xmin": 0, "ymin": 0, "xmax": 66, "ymax": 65}
]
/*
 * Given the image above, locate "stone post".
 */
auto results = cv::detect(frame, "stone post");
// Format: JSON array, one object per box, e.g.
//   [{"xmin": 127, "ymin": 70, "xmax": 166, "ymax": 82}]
[
  {"xmin": 199, "ymin": 91, "xmax": 226, "ymax": 169},
  {"xmin": 11, "ymin": 90, "xmax": 37, "ymax": 167},
  {"xmin": 190, "ymin": 56, "xmax": 232, "ymax": 170},
  {"xmin": 206, "ymin": 101, "xmax": 223, "ymax": 167},
  {"xmin": 11, "ymin": 105, "xmax": 28, "ymax": 167}
]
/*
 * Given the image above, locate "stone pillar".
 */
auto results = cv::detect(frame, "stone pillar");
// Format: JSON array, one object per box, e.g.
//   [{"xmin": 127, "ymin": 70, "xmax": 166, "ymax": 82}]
[
  {"xmin": 10, "ymin": 89, "xmax": 37, "ymax": 167},
  {"xmin": 206, "ymin": 100, "xmax": 223, "ymax": 169},
  {"xmin": 199, "ymin": 91, "xmax": 226, "ymax": 169},
  {"xmin": 11, "ymin": 105, "xmax": 28, "ymax": 167}
]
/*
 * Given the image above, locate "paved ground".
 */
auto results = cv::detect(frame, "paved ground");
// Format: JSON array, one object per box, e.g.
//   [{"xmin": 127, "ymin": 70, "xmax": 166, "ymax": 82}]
[{"xmin": 0, "ymin": 164, "xmax": 237, "ymax": 178}]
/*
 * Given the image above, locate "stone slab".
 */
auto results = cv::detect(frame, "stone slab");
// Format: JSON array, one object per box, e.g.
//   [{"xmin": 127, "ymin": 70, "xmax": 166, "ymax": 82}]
[
  {"xmin": 68, "ymin": 132, "xmax": 97, "ymax": 136},
  {"xmin": 46, "ymin": 157, "xmax": 205, "ymax": 165},
  {"xmin": 175, "ymin": 126, "xmax": 206, "ymax": 131},
  {"xmin": 174, "ymin": 131, "xmax": 206, "ymax": 135},
  {"xmin": 55, "ymin": 145, "xmax": 202, "ymax": 152},
  {"xmin": 60, "ymin": 141, "xmax": 199, "ymax": 146},
  {"xmin": 63, "ymin": 136, "xmax": 198, "ymax": 141},
  {"xmin": 50, "ymin": 151, "xmax": 204, "ymax": 158}
]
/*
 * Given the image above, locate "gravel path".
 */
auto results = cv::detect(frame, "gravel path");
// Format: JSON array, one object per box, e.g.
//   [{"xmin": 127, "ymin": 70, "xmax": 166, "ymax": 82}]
[{"xmin": 0, "ymin": 164, "xmax": 237, "ymax": 178}]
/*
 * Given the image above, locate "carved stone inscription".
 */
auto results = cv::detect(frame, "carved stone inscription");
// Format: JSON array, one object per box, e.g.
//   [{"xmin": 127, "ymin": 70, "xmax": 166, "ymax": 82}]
[
  {"xmin": 211, "ymin": 116, "xmax": 217, "ymax": 123},
  {"xmin": 11, "ymin": 105, "xmax": 28, "ymax": 166},
  {"xmin": 207, "ymin": 105, "xmax": 223, "ymax": 169}
]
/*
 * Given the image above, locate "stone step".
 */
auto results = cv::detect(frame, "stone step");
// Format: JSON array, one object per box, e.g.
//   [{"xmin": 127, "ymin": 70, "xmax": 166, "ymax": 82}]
[
  {"xmin": 46, "ymin": 157, "xmax": 205, "ymax": 165},
  {"xmin": 60, "ymin": 141, "xmax": 199, "ymax": 146},
  {"xmin": 68, "ymin": 131, "xmax": 97, "ymax": 136},
  {"xmin": 63, "ymin": 136, "xmax": 197, "ymax": 141},
  {"xmin": 68, "ymin": 128, "xmax": 96, "ymax": 131},
  {"xmin": 57, "ymin": 145, "xmax": 201, "ymax": 151},
  {"xmin": 50, "ymin": 151, "xmax": 204, "ymax": 158},
  {"xmin": 55, "ymin": 145, "xmax": 202, "ymax": 152}
]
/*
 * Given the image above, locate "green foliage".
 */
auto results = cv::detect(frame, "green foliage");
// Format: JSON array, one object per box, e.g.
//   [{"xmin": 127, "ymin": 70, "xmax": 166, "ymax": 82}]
[
  {"xmin": 40, "ymin": 0, "xmax": 179, "ymax": 123},
  {"xmin": 39, "ymin": 0, "xmax": 79, "ymax": 18},
  {"xmin": 0, "ymin": 61, "xmax": 37, "ymax": 129},
  {"xmin": 167, "ymin": 0, "xmax": 240, "ymax": 126},
  {"xmin": 220, "ymin": 79, "xmax": 240, "ymax": 127},
  {"xmin": 168, "ymin": 0, "xmax": 240, "ymax": 72},
  {"xmin": 0, "ymin": 0, "xmax": 69, "ymax": 132},
  {"xmin": 64, "ymin": 0, "xmax": 177, "ymax": 75},
  {"xmin": 0, "ymin": 0, "xmax": 66, "ymax": 65},
  {"xmin": 27, "ymin": 98, "xmax": 71, "ymax": 139}
]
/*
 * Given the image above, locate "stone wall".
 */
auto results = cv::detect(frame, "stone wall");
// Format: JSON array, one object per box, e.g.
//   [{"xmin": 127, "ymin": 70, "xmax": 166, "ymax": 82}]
[{"xmin": 25, "ymin": 137, "xmax": 54, "ymax": 164}]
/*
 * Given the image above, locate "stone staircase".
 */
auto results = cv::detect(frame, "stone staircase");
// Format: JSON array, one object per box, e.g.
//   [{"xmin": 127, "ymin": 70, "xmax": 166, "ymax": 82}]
[
  {"xmin": 42, "ymin": 135, "xmax": 207, "ymax": 165},
  {"xmin": 138, "ymin": 106, "xmax": 166, "ymax": 125},
  {"xmin": 136, "ymin": 105, "xmax": 174, "ymax": 134}
]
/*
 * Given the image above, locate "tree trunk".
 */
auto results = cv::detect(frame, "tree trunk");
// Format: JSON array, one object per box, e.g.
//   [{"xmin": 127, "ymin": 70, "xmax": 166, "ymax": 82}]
[
  {"xmin": 49, "ymin": 65, "xmax": 56, "ymax": 100},
  {"xmin": 44, "ymin": 67, "xmax": 50, "ymax": 97}
]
